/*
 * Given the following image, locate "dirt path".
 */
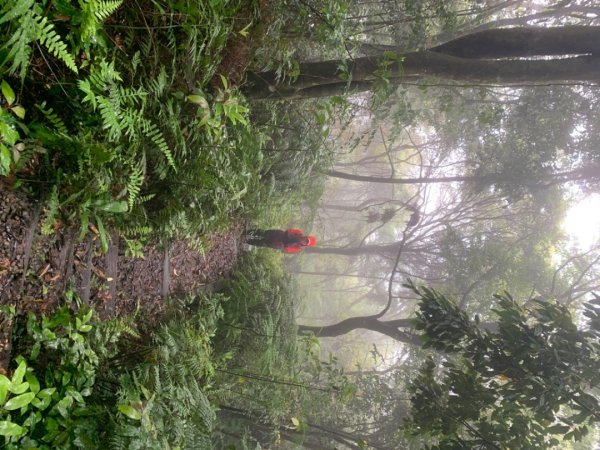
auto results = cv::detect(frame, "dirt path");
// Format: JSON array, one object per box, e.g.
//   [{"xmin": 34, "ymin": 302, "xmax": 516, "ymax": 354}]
[{"xmin": 0, "ymin": 180, "xmax": 244, "ymax": 372}]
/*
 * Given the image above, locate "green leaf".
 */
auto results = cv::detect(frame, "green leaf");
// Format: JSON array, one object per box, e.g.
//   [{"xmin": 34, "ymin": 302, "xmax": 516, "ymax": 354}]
[
  {"xmin": 31, "ymin": 395, "xmax": 51, "ymax": 411},
  {"xmin": 0, "ymin": 144, "xmax": 11, "ymax": 175},
  {"xmin": 25, "ymin": 372, "xmax": 40, "ymax": 395},
  {"xmin": 9, "ymin": 381, "xmax": 29, "ymax": 395},
  {"xmin": 55, "ymin": 395, "xmax": 73, "ymax": 418},
  {"xmin": 65, "ymin": 388, "xmax": 84, "ymax": 404},
  {"xmin": 95, "ymin": 217, "xmax": 109, "ymax": 253},
  {"xmin": 82, "ymin": 309, "xmax": 93, "ymax": 324},
  {"xmin": 0, "ymin": 420, "xmax": 25, "ymax": 437},
  {"xmin": 0, "ymin": 374, "xmax": 9, "ymax": 404},
  {"xmin": 11, "ymin": 360, "xmax": 27, "ymax": 386},
  {"xmin": 219, "ymin": 74, "xmax": 228, "ymax": 90},
  {"xmin": 187, "ymin": 95, "xmax": 209, "ymax": 109},
  {"xmin": 0, "ymin": 122, "xmax": 19, "ymax": 145},
  {"xmin": 98, "ymin": 201, "xmax": 128, "ymax": 213},
  {"xmin": 547, "ymin": 424, "xmax": 570, "ymax": 434},
  {"xmin": 10, "ymin": 105, "xmax": 25, "ymax": 119},
  {"xmin": 32, "ymin": 388, "xmax": 55, "ymax": 411},
  {"xmin": 36, "ymin": 387, "xmax": 56, "ymax": 399},
  {"xmin": 118, "ymin": 404, "xmax": 142, "ymax": 420},
  {"xmin": 3, "ymin": 392, "xmax": 35, "ymax": 410},
  {"xmin": 1, "ymin": 80, "xmax": 15, "ymax": 105}
]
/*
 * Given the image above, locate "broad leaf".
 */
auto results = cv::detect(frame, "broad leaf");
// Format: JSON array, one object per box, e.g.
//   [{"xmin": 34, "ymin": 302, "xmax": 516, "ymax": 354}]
[
  {"xmin": 0, "ymin": 420, "xmax": 25, "ymax": 437},
  {"xmin": 0, "ymin": 374, "xmax": 9, "ymax": 404},
  {"xmin": 3, "ymin": 392, "xmax": 35, "ymax": 410},
  {"xmin": 118, "ymin": 404, "xmax": 142, "ymax": 420},
  {"xmin": 1, "ymin": 80, "xmax": 15, "ymax": 105}
]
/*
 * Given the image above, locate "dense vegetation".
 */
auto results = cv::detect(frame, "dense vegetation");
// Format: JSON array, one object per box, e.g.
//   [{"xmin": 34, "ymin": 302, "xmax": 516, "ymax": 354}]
[{"xmin": 2, "ymin": 0, "xmax": 600, "ymax": 448}]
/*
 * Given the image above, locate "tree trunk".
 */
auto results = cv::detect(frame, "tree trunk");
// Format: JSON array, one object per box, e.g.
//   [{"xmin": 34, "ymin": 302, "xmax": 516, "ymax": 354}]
[
  {"xmin": 244, "ymin": 26, "xmax": 600, "ymax": 100},
  {"xmin": 304, "ymin": 243, "xmax": 405, "ymax": 256},
  {"xmin": 325, "ymin": 165, "xmax": 600, "ymax": 186},
  {"xmin": 292, "ymin": 270, "xmax": 388, "ymax": 280},
  {"xmin": 298, "ymin": 315, "xmax": 420, "ymax": 344},
  {"xmin": 430, "ymin": 26, "xmax": 600, "ymax": 59},
  {"xmin": 326, "ymin": 169, "xmax": 500, "ymax": 185}
]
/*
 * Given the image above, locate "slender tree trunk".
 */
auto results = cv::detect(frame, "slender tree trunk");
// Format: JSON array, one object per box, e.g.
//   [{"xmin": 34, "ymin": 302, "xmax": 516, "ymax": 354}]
[
  {"xmin": 304, "ymin": 243, "xmax": 406, "ymax": 255},
  {"xmin": 298, "ymin": 315, "xmax": 419, "ymax": 344},
  {"xmin": 325, "ymin": 165, "xmax": 600, "ymax": 186},
  {"xmin": 293, "ymin": 270, "xmax": 388, "ymax": 280},
  {"xmin": 244, "ymin": 27, "xmax": 600, "ymax": 100}
]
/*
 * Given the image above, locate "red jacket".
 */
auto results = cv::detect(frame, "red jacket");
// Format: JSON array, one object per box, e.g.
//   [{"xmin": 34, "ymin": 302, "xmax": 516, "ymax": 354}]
[{"xmin": 282, "ymin": 228, "xmax": 305, "ymax": 253}]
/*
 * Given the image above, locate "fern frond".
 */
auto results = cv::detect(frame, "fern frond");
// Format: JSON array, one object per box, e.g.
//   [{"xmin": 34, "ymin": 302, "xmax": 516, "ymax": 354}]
[
  {"xmin": 119, "ymin": 85, "xmax": 147, "ymax": 104},
  {"xmin": 94, "ymin": 0, "xmax": 123, "ymax": 21},
  {"xmin": 119, "ymin": 108, "xmax": 144, "ymax": 137},
  {"xmin": 0, "ymin": 0, "xmax": 34, "ymax": 25},
  {"xmin": 146, "ymin": 66, "xmax": 169, "ymax": 97},
  {"xmin": 41, "ymin": 185, "xmax": 60, "ymax": 235},
  {"xmin": 98, "ymin": 96, "xmax": 122, "ymax": 139},
  {"xmin": 36, "ymin": 102, "xmax": 68, "ymax": 134},
  {"xmin": 135, "ymin": 194, "xmax": 155, "ymax": 205},
  {"xmin": 78, "ymin": 79, "xmax": 97, "ymax": 109},
  {"xmin": 142, "ymin": 120, "xmax": 176, "ymax": 171},
  {"xmin": 79, "ymin": 0, "xmax": 123, "ymax": 45},
  {"xmin": 88, "ymin": 59, "xmax": 122, "ymax": 90},
  {"xmin": 126, "ymin": 159, "xmax": 145, "ymax": 210},
  {"xmin": 131, "ymin": 51, "xmax": 141, "ymax": 75},
  {"xmin": 122, "ymin": 224, "xmax": 152, "ymax": 236},
  {"xmin": 4, "ymin": 9, "xmax": 36, "ymax": 78},
  {"xmin": 36, "ymin": 15, "xmax": 78, "ymax": 73}
]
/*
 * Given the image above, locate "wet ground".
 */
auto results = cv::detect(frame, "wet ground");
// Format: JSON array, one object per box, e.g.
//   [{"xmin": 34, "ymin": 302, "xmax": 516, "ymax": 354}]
[{"xmin": 0, "ymin": 179, "xmax": 244, "ymax": 372}]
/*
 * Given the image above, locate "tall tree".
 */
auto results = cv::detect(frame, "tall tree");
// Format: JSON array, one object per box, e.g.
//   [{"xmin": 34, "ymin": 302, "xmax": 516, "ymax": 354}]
[{"xmin": 245, "ymin": 26, "xmax": 600, "ymax": 100}]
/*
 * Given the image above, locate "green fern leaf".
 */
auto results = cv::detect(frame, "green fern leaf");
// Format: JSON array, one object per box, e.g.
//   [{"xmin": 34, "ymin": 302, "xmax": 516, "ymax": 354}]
[
  {"xmin": 36, "ymin": 103, "xmax": 68, "ymax": 134},
  {"xmin": 4, "ymin": 9, "xmax": 36, "ymax": 78},
  {"xmin": 126, "ymin": 160, "xmax": 145, "ymax": 210},
  {"xmin": 79, "ymin": 0, "xmax": 122, "ymax": 44},
  {"xmin": 0, "ymin": 0, "xmax": 34, "ymax": 25},
  {"xmin": 143, "ymin": 120, "xmax": 176, "ymax": 171},
  {"xmin": 98, "ymin": 96, "xmax": 122, "ymax": 139},
  {"xmin": 78, "ymin": 79, "xmax": 97, "ymax": 109},
  {"xmin": 94, "ymin": 0, "xmax": 123, "ymax": 21},
  {"xmin": 36, "ymin": 15, "xmax": 78, "ymax": 73}
]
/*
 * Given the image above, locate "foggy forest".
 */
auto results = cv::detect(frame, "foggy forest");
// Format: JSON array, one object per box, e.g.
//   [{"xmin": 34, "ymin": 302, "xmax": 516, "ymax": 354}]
[{"xmin": 1, "ymin": 0, "xmax": 600, "ymax": 448}]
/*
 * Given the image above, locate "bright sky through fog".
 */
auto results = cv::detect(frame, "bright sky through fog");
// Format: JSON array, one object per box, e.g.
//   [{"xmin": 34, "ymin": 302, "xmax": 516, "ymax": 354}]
[{"xmin": 563, "ymin": 194, "xmax": 600, "ymax": 249}]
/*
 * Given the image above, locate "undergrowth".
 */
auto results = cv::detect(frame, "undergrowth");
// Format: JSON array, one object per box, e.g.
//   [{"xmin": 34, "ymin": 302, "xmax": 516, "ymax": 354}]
[
  {"xmin": 0, "ymin": 0, "xmax": 334, "ymax": 252},
  {"xmin": 1, "ymin": 253, "xmax": 350, "ymax": 449}
]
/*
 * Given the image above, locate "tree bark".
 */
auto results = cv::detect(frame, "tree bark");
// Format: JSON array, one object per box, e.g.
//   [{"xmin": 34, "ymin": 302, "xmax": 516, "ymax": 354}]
[
  {"xmin": 244, "ymin": 26, "xmax": 600, "ymax": 100},
  {"xmin": 304, "ymin": 243, "xmax": 406, "ymax": 256},
  {"xmin": 298, "ymin": 315, "xmax": 420, "ymax": 344},
  {"xmin": 325, "ymin": 165, "xmax": 600, "ymax": 186},
  {"xmin": 430, "ymin": 26, "xmax": 600, "ymax": 59}
]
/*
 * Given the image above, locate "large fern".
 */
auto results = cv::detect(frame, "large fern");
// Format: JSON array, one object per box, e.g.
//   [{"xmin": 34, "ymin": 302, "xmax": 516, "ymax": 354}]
[
  {"xmin": 2, "ymin": 3, "xmax": 77, "ymax": 77},
  {"xmin": 1, "ymin": 0, "xmax": 123, "ymax": 78}
]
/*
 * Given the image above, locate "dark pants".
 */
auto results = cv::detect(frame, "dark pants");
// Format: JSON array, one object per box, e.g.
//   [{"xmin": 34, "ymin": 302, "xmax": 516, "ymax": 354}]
[{"xmin": 246, "ymin": 229, "xmax": 287, "ymax": 249}]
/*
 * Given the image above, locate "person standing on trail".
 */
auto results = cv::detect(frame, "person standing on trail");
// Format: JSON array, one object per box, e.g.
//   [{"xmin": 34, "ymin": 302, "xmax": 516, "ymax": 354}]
[{"xmin": 246, "ymin": 228, "xmax": 316, "ymax": 253}]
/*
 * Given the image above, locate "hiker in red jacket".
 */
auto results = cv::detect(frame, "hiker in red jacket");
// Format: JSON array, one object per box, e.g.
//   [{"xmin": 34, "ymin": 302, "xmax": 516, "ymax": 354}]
[{"xmin": 246, "ymin": 228, "xmax": 316, "ymax": 253}]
